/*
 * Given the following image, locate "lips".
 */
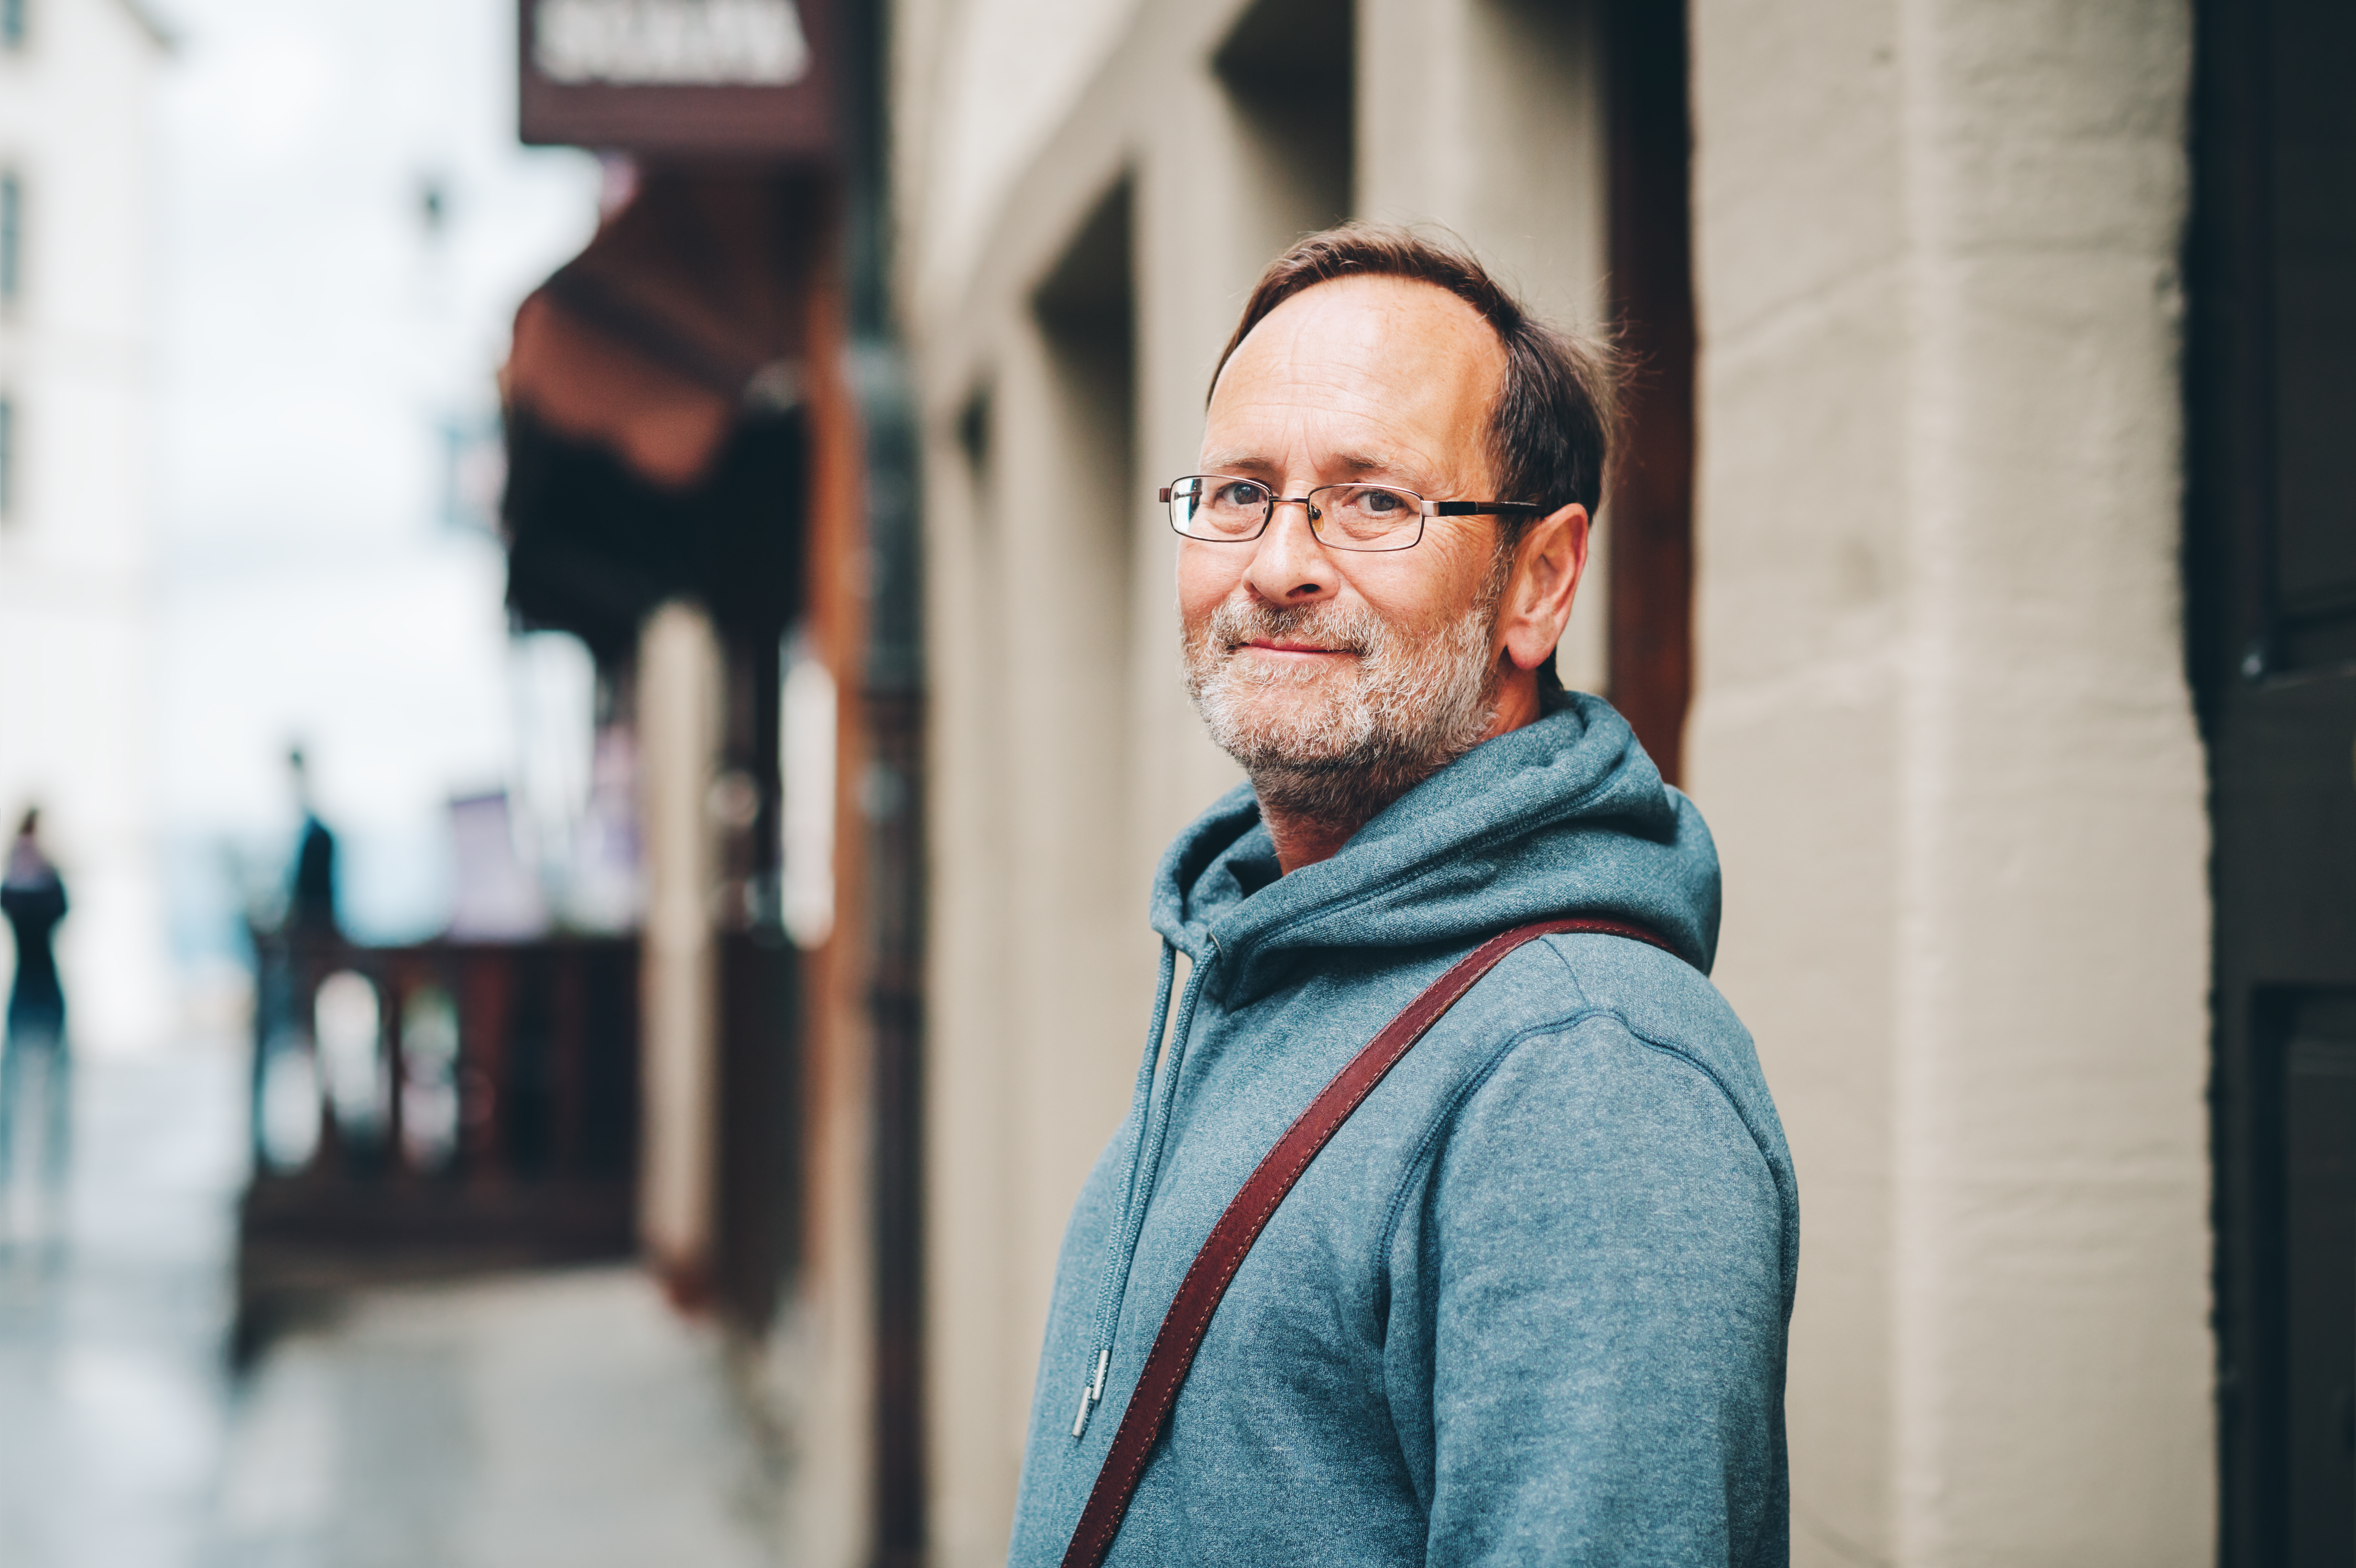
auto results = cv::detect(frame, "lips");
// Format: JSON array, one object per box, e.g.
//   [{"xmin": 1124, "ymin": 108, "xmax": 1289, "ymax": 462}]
[{"xmin": 1239, "ymin": 639, "xmax": 1357, "ymax": 656}]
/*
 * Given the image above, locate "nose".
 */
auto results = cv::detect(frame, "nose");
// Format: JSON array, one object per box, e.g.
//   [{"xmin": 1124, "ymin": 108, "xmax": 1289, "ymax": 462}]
[{"xmin": 1243, "ymin": 496, "xmax": 1338, "ymax": 607}]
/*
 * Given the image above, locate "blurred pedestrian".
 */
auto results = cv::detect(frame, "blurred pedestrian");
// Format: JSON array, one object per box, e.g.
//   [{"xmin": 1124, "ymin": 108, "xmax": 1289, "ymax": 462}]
[
  {"xmin": 1, "ymin": 808, "xmax": 71, "ymax": 1204},
  {"xmin": 286, "ymin": 747, "xmax": 338, "ymax": 934}
]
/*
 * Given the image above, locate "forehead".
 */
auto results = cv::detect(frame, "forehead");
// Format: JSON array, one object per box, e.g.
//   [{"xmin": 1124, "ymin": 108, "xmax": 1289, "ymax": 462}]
[{"xmin": 1205, "ymin": 276, "xmax": 1505, "ymax": 470}]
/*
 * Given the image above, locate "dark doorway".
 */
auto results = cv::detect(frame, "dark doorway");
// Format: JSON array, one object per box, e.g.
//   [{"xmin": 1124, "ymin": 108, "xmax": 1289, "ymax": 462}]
[
  {"xmin": 1602, "ymin": 0, "xmax": 1696, "ymax": 786},
  {"xmin": 1034, "ymin": 177, "xmax": 1140, "ymax": 598},
  {"xmin": 1029, "ymin": 174, "xmax": 1141, "ymax": 822},
  {"xmin": 2187, "ymin": 0, "xmax": 2356, "ymax": 1562},
  {"xmin": 1215, "ymin": 0, "xmax": 1355, "ymax": 246}
]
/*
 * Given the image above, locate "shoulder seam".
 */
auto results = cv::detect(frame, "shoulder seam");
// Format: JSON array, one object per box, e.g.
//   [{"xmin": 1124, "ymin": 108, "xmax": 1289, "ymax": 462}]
[{"xmin": 1374, "ymin": 1001, "xmax": 1771, "ymax": 1268}]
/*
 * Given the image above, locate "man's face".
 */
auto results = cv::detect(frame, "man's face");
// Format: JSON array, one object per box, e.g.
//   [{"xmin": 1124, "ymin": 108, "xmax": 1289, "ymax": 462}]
[{"xmin": 1180, "ymin": 276, "xmax": 1514, "ymax": 794}]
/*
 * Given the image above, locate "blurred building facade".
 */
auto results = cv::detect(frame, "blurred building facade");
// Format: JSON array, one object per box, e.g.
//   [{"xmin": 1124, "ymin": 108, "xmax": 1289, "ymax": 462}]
[
  {"xmin": 883, "ymin": 1, "xmax": 2354, "ymax": 1566},
  {"xmin": 480, "ymin": 9, "xmax": 931, "ymax": 1568},
  {"xmin": 0, "ymin": 0, "xmax": 173, "ymax": 1052}
]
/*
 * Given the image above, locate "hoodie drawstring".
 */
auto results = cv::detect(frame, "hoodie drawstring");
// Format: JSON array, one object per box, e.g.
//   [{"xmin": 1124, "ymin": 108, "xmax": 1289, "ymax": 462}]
[{"xmin": 1072, "ymin": 936, "xmax": 1212, "ymax": 1438}]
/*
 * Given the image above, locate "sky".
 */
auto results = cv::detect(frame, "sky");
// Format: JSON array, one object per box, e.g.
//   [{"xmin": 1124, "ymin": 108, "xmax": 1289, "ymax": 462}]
[{"xmin": 149, "ymin": 0, "xmax": 605, "ymax": 947}]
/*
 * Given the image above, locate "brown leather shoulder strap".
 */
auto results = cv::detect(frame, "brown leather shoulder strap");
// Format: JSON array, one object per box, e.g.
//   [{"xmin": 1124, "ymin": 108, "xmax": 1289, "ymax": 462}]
[{"xmin": 1059, "ymin": 914, "xmax": 1683, "ymax": 1568}]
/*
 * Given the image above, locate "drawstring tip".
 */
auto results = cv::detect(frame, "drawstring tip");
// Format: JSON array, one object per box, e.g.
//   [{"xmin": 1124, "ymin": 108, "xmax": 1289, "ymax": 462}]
[{"xmin": 1070, "ymin": 1347, "xmax": 1112, "ymax": 1439}]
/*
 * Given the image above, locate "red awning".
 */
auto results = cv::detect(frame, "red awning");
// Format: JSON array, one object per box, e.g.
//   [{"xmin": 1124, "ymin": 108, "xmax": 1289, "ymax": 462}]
[
  {"xmin": 503, "ymin": 170, "xmax": 813, "ymax": 490},
  {"xmin": 499, "ymin": 171, "xmax": 819, "ymax": 652}
]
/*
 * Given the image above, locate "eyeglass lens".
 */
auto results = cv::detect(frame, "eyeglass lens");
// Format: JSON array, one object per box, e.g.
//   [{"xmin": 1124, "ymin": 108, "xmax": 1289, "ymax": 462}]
[{"xmin": 1166, "ymin": 477, "xmax": 1423, "ymax": 551}]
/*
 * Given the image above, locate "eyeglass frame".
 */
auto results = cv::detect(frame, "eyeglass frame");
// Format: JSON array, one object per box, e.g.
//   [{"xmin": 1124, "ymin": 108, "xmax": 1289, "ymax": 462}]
[{"xmin": 1158, "ymin": 474, "xmax": 1547, "ymax": 553}]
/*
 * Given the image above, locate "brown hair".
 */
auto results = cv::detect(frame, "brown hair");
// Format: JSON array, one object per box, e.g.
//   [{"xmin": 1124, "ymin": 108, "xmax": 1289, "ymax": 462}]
[{"xmin": 1211, "ymin": 224, "xmax": 1618, "ymax": 538}]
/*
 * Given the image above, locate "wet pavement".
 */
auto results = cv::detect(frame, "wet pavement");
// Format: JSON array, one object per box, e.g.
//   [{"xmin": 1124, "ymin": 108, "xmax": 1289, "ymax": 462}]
[
  {"xmin": 0, "ymin": 1042, "xmax": 240, "ymax": 1566},
  {"xmin": 0, "ymin": 1044, "xmax": 779, "ymax": 1567}
]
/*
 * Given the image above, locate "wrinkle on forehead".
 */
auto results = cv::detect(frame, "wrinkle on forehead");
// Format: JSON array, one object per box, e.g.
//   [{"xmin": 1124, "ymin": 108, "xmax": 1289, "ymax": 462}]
[{"xmin": 1204, "ymin": 276, "xmax": 1505, "ymax": 493}]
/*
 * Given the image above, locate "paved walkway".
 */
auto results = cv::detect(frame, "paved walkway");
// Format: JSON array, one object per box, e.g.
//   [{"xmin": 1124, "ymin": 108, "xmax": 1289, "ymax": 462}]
[{"xmin": 0, "ymin": 1045, "xmax": 780, "ymax": 1568}]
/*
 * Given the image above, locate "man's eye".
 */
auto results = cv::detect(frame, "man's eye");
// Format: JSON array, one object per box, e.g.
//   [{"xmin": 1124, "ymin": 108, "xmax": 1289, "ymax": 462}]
[
  {"xmin": 1335, "ymin": 486, "xmax": 1406, "ymax": 515},
  {"xmin": 1215, "ymin": 483, "xmax": 1266, "ymax": 508}
]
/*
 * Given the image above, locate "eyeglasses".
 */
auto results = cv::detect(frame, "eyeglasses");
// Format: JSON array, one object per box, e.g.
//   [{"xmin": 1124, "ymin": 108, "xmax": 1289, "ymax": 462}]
[{"xmin": 1160, "ymin": 475, "xmax": 1543, "ymax": 553}]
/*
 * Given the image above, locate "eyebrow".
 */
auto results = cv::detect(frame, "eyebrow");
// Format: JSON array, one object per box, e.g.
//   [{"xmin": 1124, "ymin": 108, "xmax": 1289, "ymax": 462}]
[{"xmin": 1196, "ymin": 451, "xmax": 1423, "ymax": 484}]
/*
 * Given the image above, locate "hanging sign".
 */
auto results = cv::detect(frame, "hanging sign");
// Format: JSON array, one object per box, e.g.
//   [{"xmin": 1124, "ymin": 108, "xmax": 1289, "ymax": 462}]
[{"xmin": 519, "ymin": 0, "xmax": 837, "ymax": 156}]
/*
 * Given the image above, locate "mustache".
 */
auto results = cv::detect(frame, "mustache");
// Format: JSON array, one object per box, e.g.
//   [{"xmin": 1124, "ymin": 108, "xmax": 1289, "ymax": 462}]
[{"xmin": 1200, "ymin": 595, "xmax": 1389, "ymax": 656}]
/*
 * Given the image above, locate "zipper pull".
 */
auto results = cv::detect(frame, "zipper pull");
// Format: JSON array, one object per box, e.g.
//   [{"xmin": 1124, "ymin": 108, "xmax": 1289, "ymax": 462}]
[{"xmin": 1070, "ymin": 1347, "xmax": 1111, "ymax": 1438}]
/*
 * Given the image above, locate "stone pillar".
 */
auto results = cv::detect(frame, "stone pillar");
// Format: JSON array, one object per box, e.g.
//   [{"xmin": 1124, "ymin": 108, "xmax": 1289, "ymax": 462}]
[
  {"xmin": 1357, "ymin": 0, "xmax": 1614, "ymax": 692},
  {"xmin": 1686, "ymin": 1, "xmax": 2214, "ymax": 1562},
  {"xmin": 636, "ymin": 600, "xmax": 723, "ymax": 1290}
]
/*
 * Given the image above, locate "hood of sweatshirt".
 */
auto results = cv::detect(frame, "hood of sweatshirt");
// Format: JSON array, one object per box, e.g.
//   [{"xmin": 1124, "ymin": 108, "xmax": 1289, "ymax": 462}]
[
  {"xmin": 1056, "ymin": 688, "xmax": 1736, "ymax": 1447},
  {"xmin": 1148, "ymin": 689, "xmax": 1720, "ymax": 1000}
]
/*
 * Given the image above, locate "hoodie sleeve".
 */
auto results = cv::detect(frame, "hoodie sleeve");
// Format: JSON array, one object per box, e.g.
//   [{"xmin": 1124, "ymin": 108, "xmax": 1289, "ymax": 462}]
[{"xmin": 1391, "ymin": 1011, "xmax": 1789, "ymax": 1568}]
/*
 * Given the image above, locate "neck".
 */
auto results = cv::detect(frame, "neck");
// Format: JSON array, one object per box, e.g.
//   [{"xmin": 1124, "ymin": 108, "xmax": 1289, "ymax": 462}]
[
  {"xmin": 1258, "ymin": 787, "xmax": 1398, "ymax": 876},
  {"xmin": 1259, "ymin": 666, "xmax": 1547, "ymax": 875}
]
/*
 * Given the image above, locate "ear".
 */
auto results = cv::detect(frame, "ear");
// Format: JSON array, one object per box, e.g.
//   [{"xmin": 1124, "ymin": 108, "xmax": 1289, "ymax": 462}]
[{"xmin": 1497, "ymin": 502, "xmax": 1591, "ymax": 673}]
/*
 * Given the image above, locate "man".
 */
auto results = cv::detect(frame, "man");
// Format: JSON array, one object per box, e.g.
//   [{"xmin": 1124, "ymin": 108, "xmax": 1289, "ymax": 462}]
[
  {"xmin": 1, "ymin": 807, "xmax": 71, "ymax": 1202},
  {"xmin": 285, "ymin": 747, "xmax": 338, "ymax": 934},
  {"xmin": 1008, "ymin": 228, "xmax": 1796, "ymax": 1566}
]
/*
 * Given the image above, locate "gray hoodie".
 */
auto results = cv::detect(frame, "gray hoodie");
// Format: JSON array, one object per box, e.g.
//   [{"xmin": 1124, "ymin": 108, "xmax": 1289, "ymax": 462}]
[{"xmin": 1008, "ymin": 691, "xmax": 1797, "ymax": 1566}]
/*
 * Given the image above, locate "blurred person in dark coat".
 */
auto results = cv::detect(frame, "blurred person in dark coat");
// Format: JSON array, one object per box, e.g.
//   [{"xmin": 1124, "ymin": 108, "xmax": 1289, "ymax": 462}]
[
  {"xmin": 286, "ymin": 747, "xmax": 338, "ymax": 934},
  {"xmin": 1, "ymin": 808, "xmax": 71, "ymax": 1197}
]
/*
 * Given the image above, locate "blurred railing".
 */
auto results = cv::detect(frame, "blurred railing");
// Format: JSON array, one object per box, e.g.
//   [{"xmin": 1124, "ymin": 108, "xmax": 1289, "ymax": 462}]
[{"xmin": 236, "ymin": 929, "xmax": 641, "ymax": 1353}]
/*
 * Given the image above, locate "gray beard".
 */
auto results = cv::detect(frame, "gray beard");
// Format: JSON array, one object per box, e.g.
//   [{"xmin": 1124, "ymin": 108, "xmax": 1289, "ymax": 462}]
[{"xmin": 1181, "ymin": 576, "xmax": 1505, "ymax": 836}]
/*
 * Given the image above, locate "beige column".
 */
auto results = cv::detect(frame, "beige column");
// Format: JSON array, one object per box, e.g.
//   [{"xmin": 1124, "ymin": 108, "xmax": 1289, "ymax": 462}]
[
  {"xmin": 1356, "ymin": 0, "xmax": 1613, "ymax": 689},
  {"xmin": 1355, "ymin": 0, "xmax": 1607, "ymax": 325},
  {"xmin": 635, "ymin": 600, "xmax": 724, "ymax": 1287},
  {"xmin": 1687, "ymin": 1, "xmax": 2213, "ymax": 1563},
  {"xmin": 924, "ymin": 286, "xmax": 1158, "ymax": 1567}
]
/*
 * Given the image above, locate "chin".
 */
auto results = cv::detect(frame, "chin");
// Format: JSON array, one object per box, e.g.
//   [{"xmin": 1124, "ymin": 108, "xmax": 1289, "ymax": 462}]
[
  {"xmin": 1216, "ymin": 690, "xmax": 1375, "ymax": 769},
  {"xmin": 1187, "ymin": 641, "xmax": 1383, "ymax": 768},
  {"xmin": 1236, "ymin": 700, "xmax": 1343, "ymax": 748},
  {"xmin": 1232, "ymin": 672, "xmax": 1353, "ymax": 724}
]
